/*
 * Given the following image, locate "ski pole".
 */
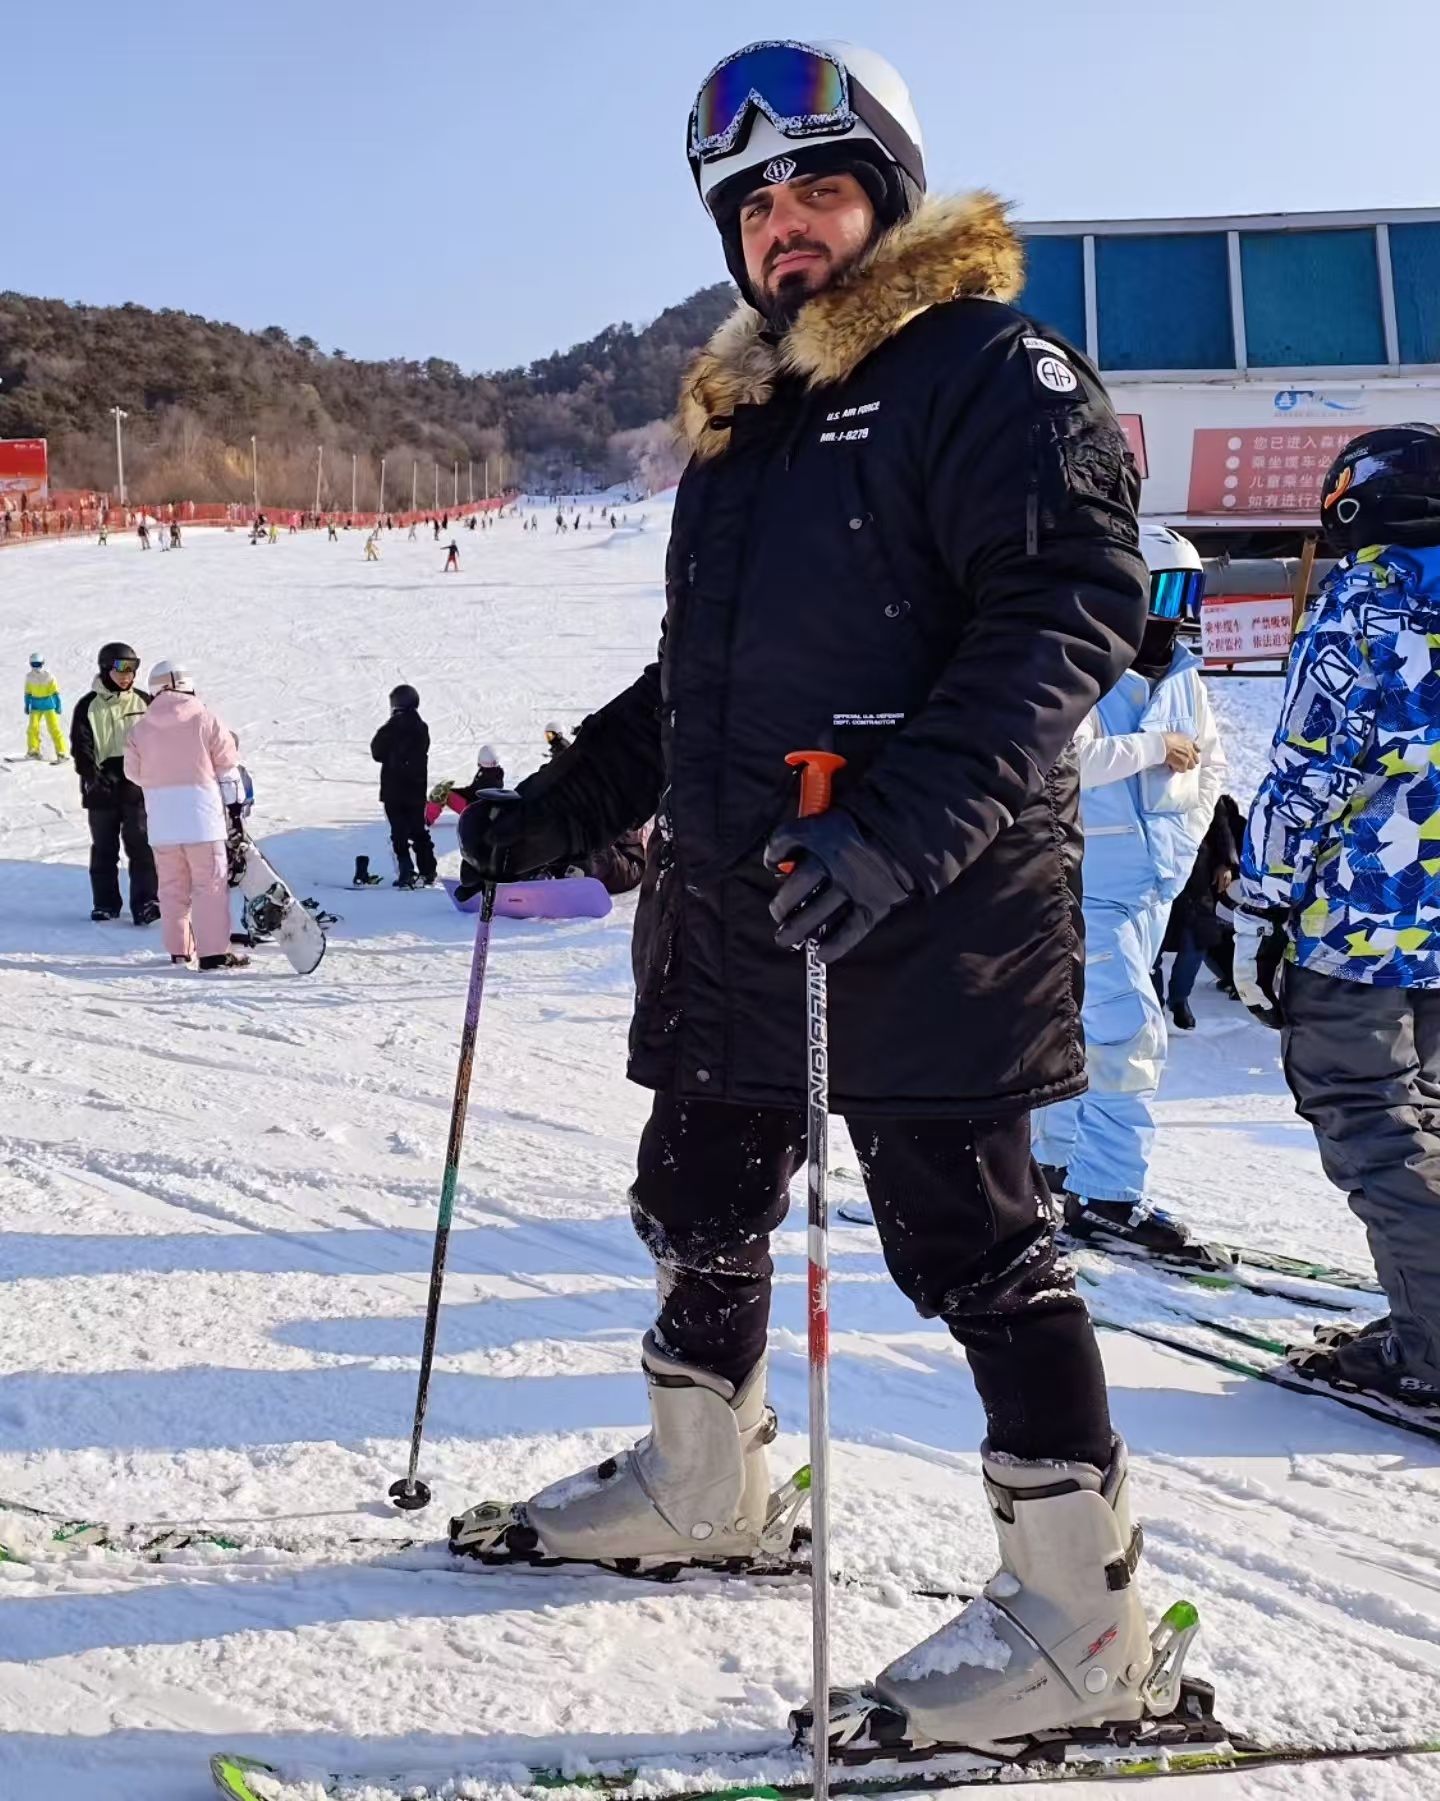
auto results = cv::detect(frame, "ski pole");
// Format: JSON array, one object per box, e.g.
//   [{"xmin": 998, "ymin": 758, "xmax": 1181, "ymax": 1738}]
[
  {"xmin": 389, "ymin": 880, "xmax": 498, "ymax": 1511},
  {"xmin": 783, "ymin": 747, "xmax": 845, "ymax": 1801}
]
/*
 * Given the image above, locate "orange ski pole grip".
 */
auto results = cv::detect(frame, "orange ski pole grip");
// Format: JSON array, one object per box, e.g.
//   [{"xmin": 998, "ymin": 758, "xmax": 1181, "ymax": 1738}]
[{"xmin": 777, "ymin": 750, "xmax": 847, "ymax": 873}]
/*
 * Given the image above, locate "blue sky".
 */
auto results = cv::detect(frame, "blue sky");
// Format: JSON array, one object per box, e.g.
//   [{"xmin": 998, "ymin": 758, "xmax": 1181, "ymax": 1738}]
[{"xmin": 11, "ymin": 0, "xmax": 1438, "ymax": 372}]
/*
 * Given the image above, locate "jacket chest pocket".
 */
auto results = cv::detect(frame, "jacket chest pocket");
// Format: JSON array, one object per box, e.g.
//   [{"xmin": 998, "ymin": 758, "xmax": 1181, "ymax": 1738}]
[{"xmin": 835, "ymin": 454, "xmax": 918, "ymax": 630}]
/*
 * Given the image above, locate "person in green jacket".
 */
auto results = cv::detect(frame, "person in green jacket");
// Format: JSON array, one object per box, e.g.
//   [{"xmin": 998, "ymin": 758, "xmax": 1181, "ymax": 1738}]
[{"xmin": 70, "ymin": 641, "xmax": 159, "ymax": 924}]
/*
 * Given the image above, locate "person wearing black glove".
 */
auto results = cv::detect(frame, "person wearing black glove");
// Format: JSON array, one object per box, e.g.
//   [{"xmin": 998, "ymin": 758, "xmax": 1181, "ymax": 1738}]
[
  {"xmin": 1234, "ymin": 424, "xmax": 1440, "ymax": 1413},
  {"xmin": 447, "ymin": 42, "xmax": 1158, "ymax": 1745},
  {"xmin": 455, "ymin": 788, "xmax": 575, "ymax": 893},
  {"xmin": 764, "ymin": 809, "xmax": 914, "ymax": 963}
]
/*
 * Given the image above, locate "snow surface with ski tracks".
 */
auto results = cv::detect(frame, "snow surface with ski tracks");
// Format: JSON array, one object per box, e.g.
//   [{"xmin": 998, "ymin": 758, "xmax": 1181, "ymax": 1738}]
[{"xmin": 1, "ymin": 511, "xmax": 1437, "ymax": 1799}]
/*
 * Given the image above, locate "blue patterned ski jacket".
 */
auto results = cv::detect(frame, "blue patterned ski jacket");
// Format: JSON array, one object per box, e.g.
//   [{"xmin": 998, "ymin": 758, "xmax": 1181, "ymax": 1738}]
[{"xmin": 1240, "ymin": 543, "xmax": 1440, "ymax": 987}]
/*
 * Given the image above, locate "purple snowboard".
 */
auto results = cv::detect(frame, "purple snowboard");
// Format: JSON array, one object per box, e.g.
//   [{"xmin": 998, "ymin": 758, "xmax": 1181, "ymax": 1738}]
[{"xmin": 443, "ymin": 876, "xmax": 612, "ymax": 920}]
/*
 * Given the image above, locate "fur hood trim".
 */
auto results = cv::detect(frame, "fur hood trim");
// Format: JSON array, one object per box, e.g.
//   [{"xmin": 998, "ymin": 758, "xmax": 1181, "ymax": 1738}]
[{"xmin": 679, "ymin": 191, "xmax": 1022, "ymax": 460}]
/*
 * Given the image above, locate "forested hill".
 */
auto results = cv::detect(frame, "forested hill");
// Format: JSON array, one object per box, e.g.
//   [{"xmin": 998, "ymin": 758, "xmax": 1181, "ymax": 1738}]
[{"xmin": 0, "ymin": 281, "xmax": 736, "ymax": 505}]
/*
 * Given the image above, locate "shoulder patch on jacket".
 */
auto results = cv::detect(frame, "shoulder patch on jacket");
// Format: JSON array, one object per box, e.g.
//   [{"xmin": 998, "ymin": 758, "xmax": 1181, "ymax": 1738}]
[{"xmin": 1022, "ymin": 335, "xmax": 1079, "ymax": 395}]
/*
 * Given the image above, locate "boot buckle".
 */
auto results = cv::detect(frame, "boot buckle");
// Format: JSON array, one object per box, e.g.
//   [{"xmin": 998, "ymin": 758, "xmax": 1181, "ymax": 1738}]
[{"xmin": 1140, "ymin": 1600, "xmax": 1200, "ymax": 1716}]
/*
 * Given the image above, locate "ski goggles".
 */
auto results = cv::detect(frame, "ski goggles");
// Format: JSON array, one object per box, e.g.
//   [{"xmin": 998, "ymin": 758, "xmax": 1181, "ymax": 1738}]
[
  {"xmin": 689, "ymin": 41, "xmax": 855, "ymax": 164},
  {"xmin": 109, "ymin": 657, "xmax": 140, "ymax": 674},
  {"xmin": 1148, "ymin": 569, "xmax": 1206, "ymax": 621}
]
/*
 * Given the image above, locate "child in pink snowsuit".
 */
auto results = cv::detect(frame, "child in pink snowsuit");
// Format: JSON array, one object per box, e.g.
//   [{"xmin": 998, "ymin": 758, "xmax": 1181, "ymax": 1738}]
[{"xmin": 123, "ymin": 662, "xmax": 239, "ymax": 965}]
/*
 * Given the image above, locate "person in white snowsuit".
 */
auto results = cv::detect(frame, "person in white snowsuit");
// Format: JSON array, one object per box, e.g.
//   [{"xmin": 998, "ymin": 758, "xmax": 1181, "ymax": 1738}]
[{"xmin": 1034, "ymin": 527, "xmax": 1225, "ymax": 1259}]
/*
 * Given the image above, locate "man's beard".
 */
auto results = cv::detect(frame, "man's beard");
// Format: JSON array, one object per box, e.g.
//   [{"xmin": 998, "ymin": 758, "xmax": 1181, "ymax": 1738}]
[{"xmin": 758, "ymin": 239, "xmax": 867, "ymax": 331}]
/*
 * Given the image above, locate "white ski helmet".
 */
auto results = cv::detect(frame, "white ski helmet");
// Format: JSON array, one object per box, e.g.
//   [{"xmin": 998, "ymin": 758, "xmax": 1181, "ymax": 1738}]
[
  {"xmin": 1139, "ymin": 524, "xmax": 1205, "ymax": 621},
  {"xmin": 148, "ymin": 659, "xmax": 195, "ymax": 694},
  {"xmin": 687, "ymin": 40, "xmax": 926, "ymax": 303},
  {"xmin": 28, "ymin": 651, "xmax": 43, "ymax": 668}
]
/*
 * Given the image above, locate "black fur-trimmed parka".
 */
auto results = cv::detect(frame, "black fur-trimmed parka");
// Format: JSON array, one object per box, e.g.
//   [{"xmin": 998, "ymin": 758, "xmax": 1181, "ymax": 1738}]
[{"xmin": 518, "ymin": 193, "xmax": 1147, "ymax": 1116}]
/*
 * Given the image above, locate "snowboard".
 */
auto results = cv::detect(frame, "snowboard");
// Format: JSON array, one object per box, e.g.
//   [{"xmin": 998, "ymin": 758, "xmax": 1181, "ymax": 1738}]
[
  {"xmin": 236, "ymin": 838, "xmax": 327, "ymax": 975},
  {"xmin": 443, "ymin": 876, "xmax": 612, "ymax": 920}
]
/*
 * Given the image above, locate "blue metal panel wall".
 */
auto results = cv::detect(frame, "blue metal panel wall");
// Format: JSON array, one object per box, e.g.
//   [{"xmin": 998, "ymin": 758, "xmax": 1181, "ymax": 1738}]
[
  {"xmin": 1015, "ymin": 235, "xmax": 1086, "ymax": 349},
  {"xmin": 1241, "ymin": 228, "xmax": 1385, "ymax": 366},
  {"xmin": 1390, "ymin": 222, "xmax": 1440, "ymax": 364},
  {"xmin": 1095, "ymin": 233, "xmax": 1233, "ymax": 371}
]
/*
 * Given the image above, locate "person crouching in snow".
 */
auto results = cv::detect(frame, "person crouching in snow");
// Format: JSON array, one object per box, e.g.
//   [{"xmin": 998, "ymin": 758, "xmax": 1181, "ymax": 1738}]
[
  {"xmin": 123, "ymin": 662, "xmax": 250, "ymax": 971},
  {"xmin": 23, "ymin": 652, "xmax": 68, "ymax": 760}
]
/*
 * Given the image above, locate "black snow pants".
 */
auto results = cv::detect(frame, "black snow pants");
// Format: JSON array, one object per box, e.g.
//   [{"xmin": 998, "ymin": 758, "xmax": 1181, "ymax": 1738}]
[
  {"xmin": 1282, "ymin": 962, "xmax": 1440, "ymax": 1384},
  {"xmin": 385, "ymin": 799, "xmax": 436, "ymax": 882},
  {"xmin": 629, "ymin": 1090, "xmax": 1113, "ymax": 1468},
  {"xmin": 88, "ymin": 798, "xmax": 158, "ymax": 918}
]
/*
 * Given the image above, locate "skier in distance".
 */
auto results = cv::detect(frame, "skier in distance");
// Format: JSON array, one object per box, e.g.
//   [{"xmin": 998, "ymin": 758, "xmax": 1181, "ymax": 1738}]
[
  {"xmin": 1235, "ymin": 424, "xmax": 1440, "ymax": 1412},
  {"xmin": 456, "ymin": 37, "xmax": 1156, "ymax": 1754}
]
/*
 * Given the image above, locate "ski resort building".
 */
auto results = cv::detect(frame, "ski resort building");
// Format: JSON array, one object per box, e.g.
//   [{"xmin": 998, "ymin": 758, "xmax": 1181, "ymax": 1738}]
[{"xmin": 1016, "ymin": 207, "xmax": 1440, "ymax": 556}]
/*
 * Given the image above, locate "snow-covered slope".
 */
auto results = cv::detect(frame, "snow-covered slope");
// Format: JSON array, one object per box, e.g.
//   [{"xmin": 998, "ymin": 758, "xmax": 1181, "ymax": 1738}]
[{"xmin": 1, "ymin": 517, "xmax": 1437, "ymax": 1800}]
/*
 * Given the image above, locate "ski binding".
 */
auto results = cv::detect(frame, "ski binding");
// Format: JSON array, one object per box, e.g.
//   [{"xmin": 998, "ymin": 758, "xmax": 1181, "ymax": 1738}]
[
  {"xmin": 449, "ymin": 1465, "xmax": 812, "ymax": 1580},
  {"xmin": 794, "ymin": 1602, "xmax": 1214, "ymax": 1765}
]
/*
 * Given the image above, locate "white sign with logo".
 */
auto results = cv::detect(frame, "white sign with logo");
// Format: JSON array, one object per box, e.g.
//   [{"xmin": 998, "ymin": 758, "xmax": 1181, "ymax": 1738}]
[{"xmin": 1201, "ymin": 596, "xmax": 1293, "ymax": 664}]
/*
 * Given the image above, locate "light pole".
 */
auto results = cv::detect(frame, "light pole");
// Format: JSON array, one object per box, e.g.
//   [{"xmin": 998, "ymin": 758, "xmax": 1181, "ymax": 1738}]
[
  {"xmin": 378, "ymin": 456, "xmax": 386, "ymax": 516},
  {"xmin": 411, "ymin": 460, "xmax": 418, "ymax": 512},
  {"xmin": 111, "ymin": 406, "xmax": 128, "ymax": 505},
  {"xmin": 314, "ymin": 445, "xmax": 324, "ymax": 515},
  {"xmin": 351, "ymin": 452, "xmax": 357, "ymax": 516},
  {"xmin": 483, "ymin": 456, "xmax": 490, "ymax": 502},
  {"xmin": 433, "ymin": 462, "xmax": 439, "ymax": 510},
  {"xmin": 250, "ymin": 435, "xmax": 259, "ymax": 513},
  {"xmin": 452, "ymin": 461, "xmax": 458, "ymax": 508},
  {"xmin": 468, "ymin": 459, "xmax": 473, "ymax": 505}
]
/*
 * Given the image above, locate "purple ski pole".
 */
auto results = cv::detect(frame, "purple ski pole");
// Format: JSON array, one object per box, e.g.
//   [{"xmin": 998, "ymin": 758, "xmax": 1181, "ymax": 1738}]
[{"xmin": 389, "ymin": 880, "xmax": 497, "ymax": 1510}]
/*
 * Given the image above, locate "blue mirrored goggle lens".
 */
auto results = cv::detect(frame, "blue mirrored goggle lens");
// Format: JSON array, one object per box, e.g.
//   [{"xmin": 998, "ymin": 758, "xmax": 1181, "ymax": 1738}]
[
  {"xmin": 693, "ymin": 45, "xmax": 847, "ymax": 151},
  {"xmin": 1149, "ymin": 569, "xmax": 1205, "ymax": 620}
]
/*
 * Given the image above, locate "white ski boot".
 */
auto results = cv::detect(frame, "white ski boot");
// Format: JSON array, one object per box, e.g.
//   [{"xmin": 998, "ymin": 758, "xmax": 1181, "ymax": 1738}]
[
  {"xmin": 861, "ymin": 1438, "xmax": 1151, "ymax": 1749},
  {"xmin": 450, "ymin": 1331, "xmax": 802, "ymax": 1573}
]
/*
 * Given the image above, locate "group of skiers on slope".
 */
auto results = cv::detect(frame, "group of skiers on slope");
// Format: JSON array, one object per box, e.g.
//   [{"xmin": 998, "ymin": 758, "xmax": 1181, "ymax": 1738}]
[
  {"xmin": 69, "ymin": 642, "xmax": 250, "ymax": 969},
  {"xmin": 132, "ymin": 517, "xmax": 182, "ymax": 550},
  {"xmin": 440, "ymin": 34, "xmax": 1440, "ymax": 1761},
  {"xmin": 366, "ymin": 698, "xmax": 644, "ymax": 894}
]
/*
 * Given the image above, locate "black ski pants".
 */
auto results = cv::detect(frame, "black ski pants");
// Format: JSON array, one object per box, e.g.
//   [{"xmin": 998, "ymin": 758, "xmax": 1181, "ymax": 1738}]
[
  {"xmin": 88, "ymin": 798, "xmax": 158, "ymax": 918},
  {"xmin": 629, "ymin": 1090, "xmax": 1113, "ymax": 1468},
  {"xmin": 384, "ymin": 799, "xmax": 436, "ymax": 882}
]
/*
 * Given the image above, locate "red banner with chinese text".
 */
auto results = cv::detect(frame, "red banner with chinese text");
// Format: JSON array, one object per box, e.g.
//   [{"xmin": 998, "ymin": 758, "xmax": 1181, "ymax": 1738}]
[{"xmin": 1187, "ymin": 425, "xmax": 1374, "ymax": 517}]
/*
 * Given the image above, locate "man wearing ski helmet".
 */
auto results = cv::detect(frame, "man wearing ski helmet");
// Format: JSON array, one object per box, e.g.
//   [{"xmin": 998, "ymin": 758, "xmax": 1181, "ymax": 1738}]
[
  {"xmin": 70, "ymin": 643, "xmax": 159, "ymax": 924},
  {"xmin": 1237, "ymin": 423, "xmax": 1440, "ymax": 1411},
  {"xmin": 456, "ymin": 40, "xmax": 1153, "ymax": 1751},
  {"xmin": 1034, "ymin": 525, "xmax": 1227, "ymax": 1261}
]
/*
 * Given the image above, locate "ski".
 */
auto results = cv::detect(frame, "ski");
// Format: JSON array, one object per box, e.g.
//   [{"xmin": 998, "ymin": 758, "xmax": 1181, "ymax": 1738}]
[
  {"xmin": 210, "ymin": 1733, "xmax": 1440, "ymax": 1800},
  {"xmin": 1091, "ymin": 1314, "xmax": 1440, "ymax": 1444},
  {"xmin": 0, "ymin": 1488, "xmax": 967, "ymax": 1603},
  {"xmin": 1060, "ymin": 1223, "xmax": 1381, "ymax": 1296},
  {"xmin": 840, "ymin": 1189, "xmax": 1380, "ymax": 1305}
]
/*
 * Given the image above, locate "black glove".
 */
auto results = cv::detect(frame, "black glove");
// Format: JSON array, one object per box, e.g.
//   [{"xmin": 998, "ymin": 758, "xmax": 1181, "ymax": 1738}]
[
  {"xmin": 457, "ymin": 789, "xmax": 573, "ymax": 884},
  {"xmin": 764, "ymin": 809, "xmax": 915, "ymax": 964},
  {"xmin": 1231, "ymin": 904, "xmax": 1288, "ymax": 1029}
]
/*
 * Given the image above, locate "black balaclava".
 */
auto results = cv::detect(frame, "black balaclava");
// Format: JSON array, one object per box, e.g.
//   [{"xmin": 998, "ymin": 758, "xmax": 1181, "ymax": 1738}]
[
  {"xmin": 1132, "ymin": 617, "xmax": 1181, "ymax": 681},
  {"xmin": 97, "ymin": 641, "xmax": 138, "ymax": 695}
]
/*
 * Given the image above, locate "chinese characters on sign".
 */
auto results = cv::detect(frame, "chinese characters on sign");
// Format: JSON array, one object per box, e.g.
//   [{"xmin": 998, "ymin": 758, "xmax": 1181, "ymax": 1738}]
[
  {"xmin": 1187, "ymin": 426, "xmax": 1374, "ymax": 516},
  {"xmin": 1201, "ymin": 596, "xmax": 1293, "ymax": 665}
]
